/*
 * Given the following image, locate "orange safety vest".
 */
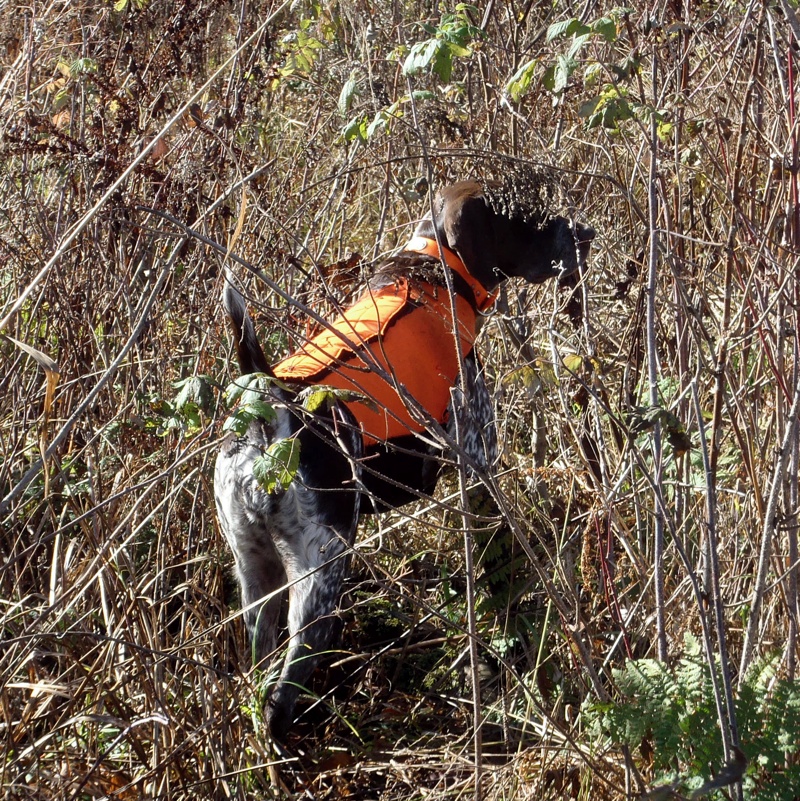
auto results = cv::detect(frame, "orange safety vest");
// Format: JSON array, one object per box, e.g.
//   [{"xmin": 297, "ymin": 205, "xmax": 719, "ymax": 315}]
[{"xmin": 273, "ymin": 238, "xmax": 497, "ymax": 446}]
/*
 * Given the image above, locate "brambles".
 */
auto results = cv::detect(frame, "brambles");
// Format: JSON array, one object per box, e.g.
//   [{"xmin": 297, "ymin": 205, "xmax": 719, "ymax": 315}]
[{"xmin": 2, "ymin": 2, "xmax": 800, "ymax": 799}]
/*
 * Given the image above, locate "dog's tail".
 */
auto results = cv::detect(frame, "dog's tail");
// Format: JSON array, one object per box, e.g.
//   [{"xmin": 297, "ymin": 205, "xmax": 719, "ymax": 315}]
[{"xmin": 222, "ymin": 269, "xmax": 273, "ymax": 376}]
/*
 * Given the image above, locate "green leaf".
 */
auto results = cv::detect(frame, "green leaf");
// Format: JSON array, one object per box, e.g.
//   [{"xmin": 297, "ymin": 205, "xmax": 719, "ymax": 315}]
[
  {"xmin": 114, "ymin": 0, "xmax": 129, "ymax": 9},
  {"xmin": 70, "ymin": 58, "xmax": 98, "ymax": 77},
  {"xmin": 567, "ymin": 32, "xmax": 592, "ymax": 60},
  {"xmin": 303, "ymin": 389, "xmax": 337, "ymax": 413},
  {"xmin": 542, "ymin": 63, "xmax": 557, "ymax": 93},
  {"xmin": 174, "ymin": 375, "xmax": 213, "ymax": 413},
  {"xmin": 579, "ymin": 96, "xmax": 603, "ymax": 118},
  {"xmin": 225, "ymin": 373, "xmax": 273, "ymax": 404},
  {"xmin": 503, "ymin": 365, "xmax": 538, "ymax": 390},
  {"xmin": 403, "ymin": 39, "xmax": 440, "ymax": 76},
  {"xmin": 222, "ymin": 410, "xmax": 252, "ymax": 436},
  {"xmin": 366, "ymin": 107, "xmax": 397, "ymax": 139},
  {"xmin": 338, "ymin": 75, "xmax": 358, "ymax": 117},
  {"xmin": 432, "ymin": 43, "xmax": 454, "ymax": 82},
  {"xmin": 247, "ymin": 399, "xmax": 278, "ymax": 421},
  {"xmin": 182, "ymin": 406, "xmax": 201, "ymax": 430},
  {"xmin": 552, "ymin": 54, "xmax": 577, "ymax": 94},
  {"xmin": 446, "ymin": 42, "xmax": 472, "ymax": 58},
  {"xmin": 562, "ymin": 353, "xmax": 584, "ymax": 373},
  {"xmin": 584, "ymin": 62, "xmax": 604, "ymax": 86},
  {"xmin": 546, "ymin": 18, "xmax": 583, "ymax": 42},
  {"xmin": 505, "ymin": 58, "xmax": 537, "ymax": 103},
  {"xmin": 222, "ymin": 372, "xmax": 277, "ymax": 435},
  {"xmin": 303, "ymin": 385, "xmax": 375, "ymax": 412},
  {"xmin": 592, "ymin": 16, "xmax": 618, "ymax": 42},
  {"xmin": 341, "ymin": 114, "xmax": 368, "ymax": 143},
  {"xmin": 253, "ymin": 438, "xmax": 302, "ymax": 493}
]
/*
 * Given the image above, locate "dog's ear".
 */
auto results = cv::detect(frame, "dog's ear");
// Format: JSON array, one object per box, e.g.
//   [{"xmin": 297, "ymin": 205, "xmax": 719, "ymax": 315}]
[{"xmin": 434, "ymin": 182, "xmax": 500, "ymax": 290}]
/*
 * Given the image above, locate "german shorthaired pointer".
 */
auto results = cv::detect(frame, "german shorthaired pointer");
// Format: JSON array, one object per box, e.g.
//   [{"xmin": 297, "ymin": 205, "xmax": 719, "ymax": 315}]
[{"xmin": 215, "ymin": 179, "xmax": 594, "ymax": 739}]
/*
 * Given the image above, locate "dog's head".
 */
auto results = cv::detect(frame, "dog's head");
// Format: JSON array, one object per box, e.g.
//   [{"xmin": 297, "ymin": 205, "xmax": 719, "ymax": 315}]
[{"xmin": 418, "ymin": 180, "xmax": 594, "ymax": 291}]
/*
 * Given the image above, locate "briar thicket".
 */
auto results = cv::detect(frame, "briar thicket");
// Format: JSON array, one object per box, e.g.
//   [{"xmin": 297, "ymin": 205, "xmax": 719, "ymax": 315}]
[{"xmin": 2, "ymin": 2, "xmax": 800, "ymax": 799}]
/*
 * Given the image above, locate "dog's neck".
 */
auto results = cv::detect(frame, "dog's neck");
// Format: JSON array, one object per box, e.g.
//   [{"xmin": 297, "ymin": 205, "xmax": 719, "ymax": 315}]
[{"xmin": 403, "ymin": 235, "xmax": 497, "ymax": 312}]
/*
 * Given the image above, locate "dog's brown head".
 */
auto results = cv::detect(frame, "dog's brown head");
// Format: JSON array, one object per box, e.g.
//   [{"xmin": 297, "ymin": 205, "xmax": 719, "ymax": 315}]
[{"xmin": 415, "ymin": 180, "xmax": 594, "ymax": 291}]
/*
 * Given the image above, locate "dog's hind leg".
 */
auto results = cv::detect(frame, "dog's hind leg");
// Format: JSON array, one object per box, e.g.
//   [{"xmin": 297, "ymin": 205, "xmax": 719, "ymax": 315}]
[
  {"xmin": 215, "ymin": 423, "xmax": 288, "ymax": 664},
  {"xmin": 267, "ymin": 404, "xmax": 362, "ymax": 739},
  {"xmin": 268, "ymin": 510, "xmax": 356, "ymax": 738}
]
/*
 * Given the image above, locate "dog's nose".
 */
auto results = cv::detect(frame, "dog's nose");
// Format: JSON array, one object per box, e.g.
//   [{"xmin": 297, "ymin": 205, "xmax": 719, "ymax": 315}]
[{"xmin": 576, "ymin": 223, "xmax": 595, "ymax": 243}]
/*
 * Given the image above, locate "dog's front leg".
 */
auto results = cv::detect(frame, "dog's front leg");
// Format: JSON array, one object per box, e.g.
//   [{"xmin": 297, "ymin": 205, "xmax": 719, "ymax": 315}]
[{"xmin": 448, "ymin": 351, "xmax": 498, "ymax": 473}]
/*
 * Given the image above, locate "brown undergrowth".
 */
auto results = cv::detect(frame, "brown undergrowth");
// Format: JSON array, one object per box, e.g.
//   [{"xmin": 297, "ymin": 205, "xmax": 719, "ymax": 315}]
[{"xmin": 2, "ymin": 2, "xmax": 800, "ymax": 799}]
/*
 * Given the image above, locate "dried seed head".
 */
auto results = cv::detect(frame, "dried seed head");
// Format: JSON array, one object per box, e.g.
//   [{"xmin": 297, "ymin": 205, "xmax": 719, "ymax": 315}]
[{"xmin": 481, "ymin": 164, "xmax": 560, "ymax": 229}]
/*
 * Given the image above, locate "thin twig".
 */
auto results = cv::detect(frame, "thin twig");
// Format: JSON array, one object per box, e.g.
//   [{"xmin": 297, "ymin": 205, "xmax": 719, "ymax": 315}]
[{"xmin": 646, "ymin": 46, "xmax": 668, "ymax": 662}]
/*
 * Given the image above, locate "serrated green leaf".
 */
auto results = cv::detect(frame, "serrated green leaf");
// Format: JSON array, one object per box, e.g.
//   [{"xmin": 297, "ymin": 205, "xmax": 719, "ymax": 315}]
[
  {"xmin": 446, "ymin": 42, "xmax": 472, "ymax": 58},
  {"xmin": 225, "ymin": 372, "xmax": 272, "ymax": 404},
  {"xmin": 174, "ymin": 375, "xmax": 213, "ymax": 412},
  {"xmin": 567, "ymin": 32, "xmax": 592, "ymax": 60},
  {"xmin": 579, "ymin": 96, "xmax": 602, "ymax": 118},
  {"xmin": 366, "ymin": 109, "xmax": 392, "ymax": 139},
  {"xmin": 546, "ymin": 18, "xmax": 580, "ymax": 42},
  {"xmin": 70, "ymin": 58, "xmax": 98, "ymax": 77},
  {"xmin": 432, "ymin": 43, "xmax": 454, "ymax": 82},
  {"xmin": 592, "ymin": 16, "xmax": 618, "ymax": 42},
  {"xmin": 303, "ymin": 385, "xmax": 376, "ymax": 411},
  {"xmin": 341, "ymin": 114, "xmax": 367, "ymax": 142},
  {"xmin": 552, "ymin": 54, "xmax": 576, "ymax": 94},
  {"xmin": 349, "ymin": 392, "xmax": 379, "ymax": 412},
  {"xmin": 660, "ymin": 409, "xmax": 684, "ymax": 432},
  {"xmin": 225, "ymin": 380, "xmax": 246, "ymax": 404},
  {"xmin": 584, "ymin": 62, "xmax": 603, "ymax": 86},
  {"xmin": 223, "ymin": 410, "xmax": 254, "ymax": 436},
  {"xmin": 240, "ymin": 381, "xmax": 274, "ymax": 405},
  {"xmin": 503, "ymin": 365, "xmax": 538, "ymax": 389},
  {"xmin": 542, "ymin": 63, "xmax": 556, "ymax": 93},
  {"xmin": 183, "ymin": 406, "xmax": 201, "ymax": 430},
  {"xmin": 247, "ymin": 399, "xmax": 277, "ymax": 421},
  {"xmin": 403, "ymin": 39, "xmax": 437, "ymax": 76},
  {"xmin": 643, "ymin": 405, "xmax": 665, "ymax": 425}
]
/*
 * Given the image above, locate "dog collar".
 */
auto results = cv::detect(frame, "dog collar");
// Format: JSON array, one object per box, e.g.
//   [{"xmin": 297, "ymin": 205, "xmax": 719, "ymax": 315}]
[{"xmin": 403, "ymin": 236, "xmax": 498, "ymax": 312}]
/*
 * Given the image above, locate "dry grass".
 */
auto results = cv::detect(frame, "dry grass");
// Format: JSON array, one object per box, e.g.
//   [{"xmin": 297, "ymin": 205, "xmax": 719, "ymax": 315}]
[{"xmin": 2, "ymin": 1, "xmax": 799, "ymax": 799}]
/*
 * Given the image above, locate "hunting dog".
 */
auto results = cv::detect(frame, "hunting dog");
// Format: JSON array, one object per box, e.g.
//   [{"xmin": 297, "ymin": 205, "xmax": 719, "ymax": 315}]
[{"xmin": 215, "ymin": 179, "xmax": 594, "ymax": 739}]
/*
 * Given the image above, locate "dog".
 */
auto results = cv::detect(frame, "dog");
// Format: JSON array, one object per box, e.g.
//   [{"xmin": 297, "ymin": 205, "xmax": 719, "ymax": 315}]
[{"xmin": 215, "ymin": 179, "xmax": 594, "ymax": 739}]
